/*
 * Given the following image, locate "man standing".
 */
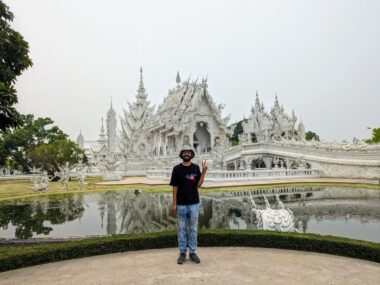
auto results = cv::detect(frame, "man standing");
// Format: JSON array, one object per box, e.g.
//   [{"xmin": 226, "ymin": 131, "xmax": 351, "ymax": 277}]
[{"xmin": 170, "ymin": 147, "xmax": 207, "ymax": 265}]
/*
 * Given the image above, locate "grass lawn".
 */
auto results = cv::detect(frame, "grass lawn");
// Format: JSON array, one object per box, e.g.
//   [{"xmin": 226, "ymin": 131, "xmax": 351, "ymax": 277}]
[{"xmin": 0, "ymin": 178, "xmax": 379, "ymax": 202}]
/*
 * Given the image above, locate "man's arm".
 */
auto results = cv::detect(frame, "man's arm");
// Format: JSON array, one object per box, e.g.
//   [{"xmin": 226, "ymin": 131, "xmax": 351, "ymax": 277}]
[
  {"xmin": 197, "ymin": 160, "xmax": 208, "ymax": 188},
  {"xmin": 171, "ymin": 186, "xmax": 178, "ymax": 213},
  {"xmin": 169, "ymin": 167, "xmax": 178, "ymax": 213}
]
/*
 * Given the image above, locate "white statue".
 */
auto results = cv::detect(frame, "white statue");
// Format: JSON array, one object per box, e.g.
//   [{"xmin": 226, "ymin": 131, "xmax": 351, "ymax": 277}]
[
  {"xmin": 30, "ymin": 169, "xmax": 53, "ymax": 192},
  {"xmin": 55, "ymin": 162, "xmax": 71, "ymax": 190},
  {"xmin": 250, "ymin": 193, "xmax": 296, "ymax": 232}
]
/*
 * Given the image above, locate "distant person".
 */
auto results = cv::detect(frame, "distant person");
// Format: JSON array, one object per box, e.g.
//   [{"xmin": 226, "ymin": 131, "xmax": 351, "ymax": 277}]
[{"xmin": 170, "ymin": 147, "xmax": 208, "ymax": 264}]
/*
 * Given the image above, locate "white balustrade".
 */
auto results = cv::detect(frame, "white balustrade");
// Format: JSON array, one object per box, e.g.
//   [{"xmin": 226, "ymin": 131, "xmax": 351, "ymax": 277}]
[{"xmin": 146, "ymin": 168, "xmax": 321, "ymax": 181}]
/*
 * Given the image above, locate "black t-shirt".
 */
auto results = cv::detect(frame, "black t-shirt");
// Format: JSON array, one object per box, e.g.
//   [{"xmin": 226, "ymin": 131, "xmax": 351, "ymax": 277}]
[{"xmin": 169, "ymin": 163, "xmax": 201, "ymax": 205}]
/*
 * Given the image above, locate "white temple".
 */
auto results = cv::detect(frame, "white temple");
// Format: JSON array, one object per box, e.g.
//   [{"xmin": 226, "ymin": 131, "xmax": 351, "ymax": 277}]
[
  {"xmin": 77, "ymin": 68, "xmax": 380, "ymax": 180},
  {"xmin": 240, "ymin": 92, "xmax": 305, "ymax": 143}
]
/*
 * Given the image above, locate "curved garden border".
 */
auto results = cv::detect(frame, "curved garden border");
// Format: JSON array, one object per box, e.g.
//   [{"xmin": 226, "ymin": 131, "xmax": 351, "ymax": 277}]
[{"xmin": 0, "ymin": 229, "xmax": 379, "ymax": 272}]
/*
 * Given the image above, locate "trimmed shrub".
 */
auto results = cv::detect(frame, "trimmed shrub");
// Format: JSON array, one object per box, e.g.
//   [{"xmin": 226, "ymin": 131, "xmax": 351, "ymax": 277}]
[{"xmin": 0, "ymin": 229, "xmax": 379, "ymax": 272}]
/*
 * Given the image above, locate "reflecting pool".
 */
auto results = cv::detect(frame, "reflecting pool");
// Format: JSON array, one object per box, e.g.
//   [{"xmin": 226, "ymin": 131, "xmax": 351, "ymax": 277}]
[{"xmin": 0, "ymin": 186, "xmax": 379, "ymax": 242}]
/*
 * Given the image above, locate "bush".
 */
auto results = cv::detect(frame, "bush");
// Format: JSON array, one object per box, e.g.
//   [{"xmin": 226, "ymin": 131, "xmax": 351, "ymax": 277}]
[{"xmin": 0, "ymin": 229, "xmax": 379, "ymax": 272}]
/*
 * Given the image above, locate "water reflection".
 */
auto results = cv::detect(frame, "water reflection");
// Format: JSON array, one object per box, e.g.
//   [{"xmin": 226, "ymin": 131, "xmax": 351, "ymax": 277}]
[
  {"xmin": 0, "ymin": 194, "xmax": 84, "ymax": 239},
  {"xmin": 0, "ymin": 187, "xmax": 379, "ymax": 242},
  {"xmin": 97, "ymin": 191, "xmax": 176, "ymax": 235}
]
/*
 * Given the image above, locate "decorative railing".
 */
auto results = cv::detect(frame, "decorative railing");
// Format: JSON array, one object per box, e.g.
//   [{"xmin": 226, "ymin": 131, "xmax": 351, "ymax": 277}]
[
  {"xmin": 223, "ymin": 142, "xmax": 380, "ymax": 166},
  {"xmin": 146, "ymin": 168, "xmax": 321, "ymax": 181}
]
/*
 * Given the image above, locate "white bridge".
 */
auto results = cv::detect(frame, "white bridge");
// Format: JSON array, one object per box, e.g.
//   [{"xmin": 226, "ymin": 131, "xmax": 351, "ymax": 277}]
[{"xmin": 145, "ymin": 141, "xmax": 380, "ymax": 180}]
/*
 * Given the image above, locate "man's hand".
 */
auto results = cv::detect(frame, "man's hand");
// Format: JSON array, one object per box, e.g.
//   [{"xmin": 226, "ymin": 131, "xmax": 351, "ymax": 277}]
[
  {"xmin": 171, "ymin": 203, "xmax": 177, "ymax": 214},
  {"xmin": 202, "ymin": 160, "xmax": 208, "ymax": 173}
]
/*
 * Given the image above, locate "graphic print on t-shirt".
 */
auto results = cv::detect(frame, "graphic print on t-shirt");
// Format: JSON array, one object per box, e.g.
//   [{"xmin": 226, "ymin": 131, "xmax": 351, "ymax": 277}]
[{"xmin": 185, "ymin": 174, "xmax": 198, "ymax": 181}]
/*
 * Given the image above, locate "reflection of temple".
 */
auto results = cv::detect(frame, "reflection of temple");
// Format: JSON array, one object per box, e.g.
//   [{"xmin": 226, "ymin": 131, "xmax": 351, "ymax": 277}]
[{"xmin": 98, "ymin": 191, "xmax": 177, "ymax": 235}]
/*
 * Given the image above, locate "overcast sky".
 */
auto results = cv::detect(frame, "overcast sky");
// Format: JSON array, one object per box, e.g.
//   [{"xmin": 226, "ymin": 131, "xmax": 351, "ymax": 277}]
[{"xmin": 7, "ymin": 0, "xmax": 380, "ymax": 141}]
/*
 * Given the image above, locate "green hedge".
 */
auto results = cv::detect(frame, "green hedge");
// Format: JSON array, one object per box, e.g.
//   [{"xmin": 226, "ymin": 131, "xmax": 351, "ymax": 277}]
[{"xmin": 0, "ymin": 229, "xmax": 379, "ymax": 272}]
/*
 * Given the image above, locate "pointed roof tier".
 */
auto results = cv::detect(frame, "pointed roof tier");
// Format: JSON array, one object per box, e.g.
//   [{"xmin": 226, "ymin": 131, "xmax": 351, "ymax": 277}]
[
  {"xmin": 76, "ymin": 130, "xmax": 84, "ymax": 149},
  {"xmin": 97, "ymin": 117, "xmax": 107, "ymax": 144},
  {"xmin": 176, "ymin": 71, "xmax": 181, "ymax": 86},
  {"xmin": 107, "ymin": 98, "xmax": 116, "ymax": 117},
  {"xmin": 146, "ymin": 75, "xmax": 230, "ymax": 136},
  {"xmin": 136, "ymin": 67, "xmax": 147, "ymax": 104},
  {"xmin": 120, "ymin": 68, "xmax": 154, "ymax": 152}
]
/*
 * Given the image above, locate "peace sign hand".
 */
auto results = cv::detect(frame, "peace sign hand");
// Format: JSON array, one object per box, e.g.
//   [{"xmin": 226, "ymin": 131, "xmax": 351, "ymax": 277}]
[{"xmin": 202, "ymin": 160, "xmax": 208, "ymax": 173}]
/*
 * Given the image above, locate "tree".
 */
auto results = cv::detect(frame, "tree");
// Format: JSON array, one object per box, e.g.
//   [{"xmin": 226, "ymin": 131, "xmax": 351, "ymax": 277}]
[
  {"xmin": 0, "ymin": 1, "xmax": 33, "ymax": 132},
  {"xmin": 305, "ymin": 131, "xmax": 320, "ymax": 142},
  {"xmin": 229, "ymin": 119, "xmax": 246, "ymax": 145},
  {"xmin": 365, "ymin": 128, "xmax": 380, "ymax": 144},
  {"xmin": 0, "ymin": 114, "xmax": 81, "ymax": 173},
  {"xmin": 29, "ymin": 140, "xmax": 83, "ymax": 176}
]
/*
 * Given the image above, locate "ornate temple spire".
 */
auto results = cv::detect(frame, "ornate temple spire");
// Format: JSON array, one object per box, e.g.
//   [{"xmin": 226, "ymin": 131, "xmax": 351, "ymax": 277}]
[
  {"xmin": 76, "ymin": 129, "xmax": 84, "ymax": 149},
  {"xmin": 107, "ymin": 99, "xmax": 118, "ymax": 153},
  {"xmin": 298, "ymin": 119, "xmax": 305, "ymax": 140},
  {"xmin": 255, "ymin": 90, "xmax": 260, "ymax": 102},
  {"xmin": 201, "ymin": 75, "xmax": 208, "ymax": 89},
  {"xmin": 136, "ymin": 67, "xmax": 147, "ymax": 103},
  {"xmin": 101, "ymin": 117, "xmax": 105, "ymax": 134},
  {"xmin": 272, "ymin": 93, "xmax": 280, "ymax": 113},
  {"xmin": 254, "ymin": 91, "xmax": 261, "ymax": 112},
  {"xmin": 108, "ymin": 98, "xmax": 115, "ymax": 114},
  {"xmin": 97, "ymin": 117, "xmax": 107, "ymax": 144},
  {"xmin": 291, "ymin": 109, "xmax": 297, "ymax": 122},
  {"xmin": 176, "ymin": 71, "xmax": 181, "ymax": 87}
]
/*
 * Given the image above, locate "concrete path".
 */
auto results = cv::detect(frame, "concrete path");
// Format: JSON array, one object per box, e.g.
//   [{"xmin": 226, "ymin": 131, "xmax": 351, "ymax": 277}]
[
  {"xmin": 0, "ymin": 247, "xmax": 379, "ymax": 285},
  {"xmin": 96, "ymin": 177, "xmax": 379, "ymax": 188}
]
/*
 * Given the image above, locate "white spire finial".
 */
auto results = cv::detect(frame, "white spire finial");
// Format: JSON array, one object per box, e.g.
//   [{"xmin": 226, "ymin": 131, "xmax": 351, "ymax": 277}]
[
  {"xmin": 139, "ymin": 67, "xmax": 143, "ymax": 84},
  {"xmin": 275, "ymin": 93, "xmax": 279, "ymax": 105},
  {"xmin": 176, "ymin": 71, "xmax": 181, "ymax": 84},
  {"xmin": 136, "ymin": 67, "xmax": 147, "ymax": 100}
]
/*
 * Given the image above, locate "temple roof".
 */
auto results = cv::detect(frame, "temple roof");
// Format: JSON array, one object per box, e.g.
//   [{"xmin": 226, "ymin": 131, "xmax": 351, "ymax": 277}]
[{"xmin": 146, "ymin": 76, "xmax": 230, "ymax": 135}]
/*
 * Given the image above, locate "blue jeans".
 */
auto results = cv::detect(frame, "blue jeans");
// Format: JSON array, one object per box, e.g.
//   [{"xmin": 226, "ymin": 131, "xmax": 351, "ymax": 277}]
[{"xmin": 177, "ymin": 203, "xmax": 199, "ymax": 254}]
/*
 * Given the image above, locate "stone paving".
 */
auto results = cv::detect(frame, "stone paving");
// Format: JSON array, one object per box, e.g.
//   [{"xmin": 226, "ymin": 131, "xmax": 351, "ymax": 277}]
[{"xmin": 0, "ymin": 247, "xmax": 379, "ymax": 285}]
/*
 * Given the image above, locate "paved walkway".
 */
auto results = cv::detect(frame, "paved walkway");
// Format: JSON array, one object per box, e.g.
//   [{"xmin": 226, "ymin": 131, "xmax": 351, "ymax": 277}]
[
  {"xmin": 0, "ymin": 247, "xmax": 379, "ymax": 285},
  {"xmin": 96, "ymin": 177, "xmax": 379, "ymax": 188}
]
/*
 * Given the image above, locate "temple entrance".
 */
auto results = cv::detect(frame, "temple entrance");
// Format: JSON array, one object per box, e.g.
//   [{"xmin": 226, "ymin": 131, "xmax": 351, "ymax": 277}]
[
  {"xmin": 250, "ymin": 159, "xmax": 266, "ymax": 169},
  {"xmin": 167, "ymin": 136, "xmax": 176, "ymax": 155},
  {"xmin": 251, "ymin": 133, "xmax": 257, "ymax": 143},
  {"xmin": 193, "ymin": 122, "xmax": 211, "ymax": 154}
]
